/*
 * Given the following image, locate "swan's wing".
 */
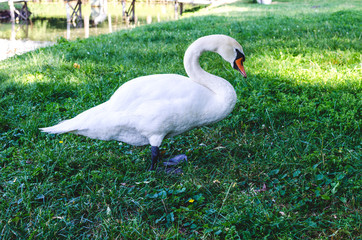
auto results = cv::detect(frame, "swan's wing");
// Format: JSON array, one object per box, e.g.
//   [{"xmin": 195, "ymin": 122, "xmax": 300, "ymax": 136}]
[
  {"xmin": 108, "ymin": 74, "xmax": 213, "ymax": 111},
  {"xmin": 109, "ymin": 74, "xmax": 221, "ymax": 137}
]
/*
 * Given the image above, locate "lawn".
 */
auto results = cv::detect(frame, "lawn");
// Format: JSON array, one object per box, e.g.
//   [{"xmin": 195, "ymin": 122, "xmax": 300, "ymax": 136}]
[
  {"xmin": 0, "ymin": 0, "xmax": 361, "ymax": 239},
  {"xmin": 0, "ymin": 2, "xmax": 23, "ymax": 11}
]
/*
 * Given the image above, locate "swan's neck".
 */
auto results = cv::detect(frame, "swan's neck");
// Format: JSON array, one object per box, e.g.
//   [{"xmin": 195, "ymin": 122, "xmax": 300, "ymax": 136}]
[{"xmin": 183, "ymin": 38, "xmax": 237, "ymax": 113}]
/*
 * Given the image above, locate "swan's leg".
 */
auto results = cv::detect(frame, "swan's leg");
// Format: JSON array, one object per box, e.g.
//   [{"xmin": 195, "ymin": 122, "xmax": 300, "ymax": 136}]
[
  {"xmin": 149, "ymin": 146, "xmax": 160, "ymax": 171},
  {"xmin": 148, "ymin": 135, "xmax": 164, "ymax": 171}
]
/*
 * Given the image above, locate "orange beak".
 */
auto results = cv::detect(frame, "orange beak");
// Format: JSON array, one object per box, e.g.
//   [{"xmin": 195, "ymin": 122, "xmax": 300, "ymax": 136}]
[{"xmin": 235, "ymin": 58, "xmax": 247, "ymax": 78}]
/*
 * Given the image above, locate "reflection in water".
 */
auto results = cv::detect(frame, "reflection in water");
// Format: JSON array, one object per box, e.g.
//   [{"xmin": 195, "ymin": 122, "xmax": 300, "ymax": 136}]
[
  {"xmin": 0, "ymin": 21, "xmax": 54, "ymax": 61},
  {"xmin": 0, "ymin": 1, "xmax": 178, "ymax": 60},
  {"xmin": 11, "ymin": 22, "xmax": 16, "ymax": 41},
  {"xmin": 84, "ymin": 15, "xmax": 89, "ymax": 38}
]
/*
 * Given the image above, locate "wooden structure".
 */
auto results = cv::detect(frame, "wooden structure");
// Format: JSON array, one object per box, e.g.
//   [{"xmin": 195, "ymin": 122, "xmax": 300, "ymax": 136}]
[
  {"xmin": 65, "ymin": 0, "xmax": 83, "ymax": 23},
  {"xmin": 123, "ymin": 0, "xmax": 211, "ymax": 22},
  {"xmin": 171, "ymin": 0, "xmax": 212, "ymax": 16},
  {"xmin": 124, "ymin": 0, "xmax": 135, "ymax": 22},
  {"xmin": 122, "ymin": 0, "xmax": 212, "ymax": 20},
  {"xmin": 0, "ymin": 0, "xmax": 211, "ymax": 23},
  {"xmin": 0, "ymin": 0, "xmax": 31, "ymax": 21}
]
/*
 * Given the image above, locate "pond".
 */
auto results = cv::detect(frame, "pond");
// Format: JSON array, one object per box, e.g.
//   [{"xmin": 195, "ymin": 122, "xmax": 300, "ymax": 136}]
[{"xmin": 0, "ymin": 0, "xmax": 180, "ymax": 60}]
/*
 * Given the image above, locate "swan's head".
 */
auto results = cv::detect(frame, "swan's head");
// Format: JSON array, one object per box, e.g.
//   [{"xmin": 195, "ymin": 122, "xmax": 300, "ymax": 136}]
[
  {"xmin": 215, "ymin": 35, "xmax": 247, "ymax": 78},
  {"xmin": 185, "ymin": 35, "xmax": 247, "ymax": 79}
]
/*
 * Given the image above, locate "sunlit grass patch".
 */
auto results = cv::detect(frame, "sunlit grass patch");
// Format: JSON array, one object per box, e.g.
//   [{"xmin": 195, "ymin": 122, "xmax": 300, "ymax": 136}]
[{"xmin": 250, "ymin": 53, "xmax": 361, "ymax": 88}]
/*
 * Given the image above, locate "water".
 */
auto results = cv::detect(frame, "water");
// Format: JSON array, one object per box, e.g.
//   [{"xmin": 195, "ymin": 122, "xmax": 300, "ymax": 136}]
[{"xmin": 0, "ymin": 1, "xmax": 179, "ymax": 60}]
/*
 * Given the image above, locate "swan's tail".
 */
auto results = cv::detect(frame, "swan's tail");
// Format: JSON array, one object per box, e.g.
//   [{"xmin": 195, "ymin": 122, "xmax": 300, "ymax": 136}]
[
  {"xmin": 39, "ymin": 120, "xmax": 77, "ymax": 134},
  {"xmin": 40, "ymin": 102, "xmax": 109, "ymax": 135}
]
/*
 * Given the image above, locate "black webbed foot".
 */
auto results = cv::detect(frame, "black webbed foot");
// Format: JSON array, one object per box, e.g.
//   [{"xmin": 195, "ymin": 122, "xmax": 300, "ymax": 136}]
[
  {"xmin": 163, "ymin": 154, "xmax": 188, "ymax": 166},
  {"xmin": 149, "ymin": 148, "xmax": 187, "ymax": 174},
  {"xmin": 161, "ymin": 154, "xmax": 188, "ymax": 174}
]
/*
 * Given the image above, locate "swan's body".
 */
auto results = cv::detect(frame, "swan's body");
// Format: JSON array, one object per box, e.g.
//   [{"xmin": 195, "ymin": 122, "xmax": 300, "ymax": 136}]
[
  {"xmin": 40, "ymin": 35, "xmax": 247, "ymax": 170},
  {"xmin": 53, "ymin": 73, "xmax": 234, "ymax": 146}
]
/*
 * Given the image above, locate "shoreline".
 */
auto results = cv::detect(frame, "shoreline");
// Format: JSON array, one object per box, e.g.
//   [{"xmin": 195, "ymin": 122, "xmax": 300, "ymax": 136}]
[{"xmin": 0, "ymin": 38, "xmax": 53, "ymax": 61}]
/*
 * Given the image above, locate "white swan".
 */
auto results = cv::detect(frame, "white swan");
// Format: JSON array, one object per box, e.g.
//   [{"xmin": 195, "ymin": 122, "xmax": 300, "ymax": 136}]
[{"xmin": 40, "ymin": 35, "xmax": 247, "ymax": 170}]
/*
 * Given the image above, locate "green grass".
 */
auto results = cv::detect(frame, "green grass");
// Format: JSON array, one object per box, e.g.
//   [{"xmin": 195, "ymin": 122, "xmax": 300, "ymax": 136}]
[
  {"xmin": 0, "ymin": 2, "xmax": 23, "ymax": 11},
  {"xmin": 0, "ymin": 0, "xmax": 361, "ymax": 239}
]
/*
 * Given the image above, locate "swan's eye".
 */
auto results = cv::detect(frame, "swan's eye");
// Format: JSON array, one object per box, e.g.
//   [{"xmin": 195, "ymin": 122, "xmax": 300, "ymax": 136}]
[{"xmin": 235, "ymin": 49, "xmax": 245, "ymax": 63}]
